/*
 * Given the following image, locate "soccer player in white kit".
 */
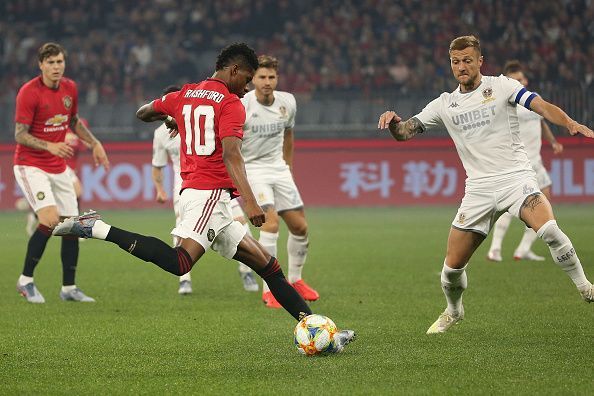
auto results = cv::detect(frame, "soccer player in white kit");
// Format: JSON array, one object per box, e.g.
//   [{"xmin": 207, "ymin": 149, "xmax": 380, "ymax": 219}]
[
  {"xmin": 235, "ymin": 55, "xmax": 319, "ymax": 308},
  {"xmin": 151, "ymin": 85, "xmax": 191, "ymax": 294},
  {"xmin": 378, "ymin": 36, "xmax": 594, "ymax": 334},
  {"xmin": 487, "ymin": 60, "xmax": 564, "ymax": 263},
  {"xmin": 152, "ymin": 86, "xmax": 259, "ymax": 294}
]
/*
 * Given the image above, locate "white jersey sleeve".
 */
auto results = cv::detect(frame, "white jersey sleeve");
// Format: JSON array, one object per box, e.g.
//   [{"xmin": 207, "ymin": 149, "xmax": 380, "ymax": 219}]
[
  {"xmin": 285, "ymin": 93, "xmax": 296, "ymax": 129},
  {"xmin": 414, "ymin": 96, "xmax": 445, "ymax": 132},
  {"xmin": 152, "ymin": 123, "xmax": 169, "ymax": 168},
  {"xmin": 500, "ymin": 75, "xmax": 537, "ymax": 109}
]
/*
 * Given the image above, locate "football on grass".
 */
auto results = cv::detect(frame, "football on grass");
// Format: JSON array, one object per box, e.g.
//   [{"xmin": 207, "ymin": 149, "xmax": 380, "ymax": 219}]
[{"xmin": 294, "ymin": 314, "xmax": 338, "ymax": 355}]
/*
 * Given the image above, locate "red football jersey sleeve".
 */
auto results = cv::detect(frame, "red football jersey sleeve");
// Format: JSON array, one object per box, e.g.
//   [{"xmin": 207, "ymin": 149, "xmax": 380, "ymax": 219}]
[
  {"xmin": 152, "ymin": 91, "xmax": 181, "ymax": 117},
  {"xmin": 15, "ymin": 86, "xmax": 37, "ymax": 125},
  {"xmin": 218, "ymin": 99, "xmax": 245, "ymax": 139}
]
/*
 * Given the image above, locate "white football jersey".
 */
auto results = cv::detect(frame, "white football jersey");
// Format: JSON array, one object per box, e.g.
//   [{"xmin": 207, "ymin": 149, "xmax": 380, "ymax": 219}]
[
  {"xmin": 415, "ymin": 75, "xmax": 537, "ymax": 187},
  {"xmin": 517, "ymin": 103, "xmax": 543, "ymax": 163},
  {"xmin": 152, "ymin": 123, "xmax": 182, "ymax": 193},
  {"xmin": 240, "ymin": 90, "xmax": 296, "ymax": 168}
]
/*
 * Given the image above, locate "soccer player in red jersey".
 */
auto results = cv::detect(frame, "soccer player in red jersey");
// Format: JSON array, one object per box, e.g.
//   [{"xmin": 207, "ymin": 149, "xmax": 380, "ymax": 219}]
[
  {"xmin": 54, "ymin": 43, "xmax": 355, "ymax": 350},
  {"xmin": 14, "ymin": 42, "xmax": 110, "ymax": 303}
]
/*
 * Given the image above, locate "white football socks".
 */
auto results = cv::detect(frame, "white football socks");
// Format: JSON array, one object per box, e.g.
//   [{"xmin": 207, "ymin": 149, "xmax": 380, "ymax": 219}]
[
  {"xmin": 91, "ymin": 220, "xmax": 111, "ymax": 240},
  {"xmin": 287, "ymin": 233, "xmax": 308, "ymax": 283},
  {"xmin": 179, "ymin": 272, "xmax": 192, "ymax": 282},
  {"xmin": 61, "ymin": 285, "xmax": 76, "ymax": 293},
  {"xmin": 18, "ymin": 274, "xmax": 34, "ymax": 286},
  {"xmin": 514, "ymin": 227, "xmax": 538, "ymax": 256},
  {"xmin": 537, "ymin": 220, "xmax": 589, "ymax": 289},
  {"xmin": 259, "ymin": 231, "xmax": 279, "ymax": 294},
  {"xmin": 441, "ymin": 262, "xmax": 467, "ymax": 317},
  {"xmin": 489, "ymin": 212, "xmax": 513, "ymax": 252}
]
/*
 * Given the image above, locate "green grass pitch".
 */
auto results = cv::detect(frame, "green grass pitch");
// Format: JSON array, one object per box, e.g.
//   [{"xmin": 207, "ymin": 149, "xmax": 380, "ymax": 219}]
[{"xmin": 0, "ymin": 206, "xmax": 593, "ymax": 394}]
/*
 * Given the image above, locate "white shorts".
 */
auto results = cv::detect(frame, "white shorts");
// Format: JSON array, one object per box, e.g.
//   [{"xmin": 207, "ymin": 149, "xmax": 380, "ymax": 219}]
[
  {"xmin": 229, "ymin": 198, "xmax": 244, "ymax": 219},
  {"xmin": 173, "ymin": 187, "xmax": 181, "ymax": 226},
  {"xmin": 452, "ymin": 176, "xmax": 541, "ymax": 236},
  {"xmin": 171, "ymin": 188, "xmax": 246, "ymax": 259},
  {"xmin": 14, "ymin": 165, "xmax": 78, "ymax": 216},
  {"xmin": 66, "ymin": 166, "xmax": 80, "ymax": 185},
  {"xmin": 531, "ymin": 160, "xmax": 552, "ymax": 189},
  {"xmin": 246, "ymin": 165, "xmax": 304, "ymax": 212}
]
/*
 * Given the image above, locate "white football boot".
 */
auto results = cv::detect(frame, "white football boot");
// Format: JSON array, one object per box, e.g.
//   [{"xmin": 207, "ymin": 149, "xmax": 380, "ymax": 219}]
[{"xmin": 426, "ymin": 306, "xmax": 465, "ymax": 334}]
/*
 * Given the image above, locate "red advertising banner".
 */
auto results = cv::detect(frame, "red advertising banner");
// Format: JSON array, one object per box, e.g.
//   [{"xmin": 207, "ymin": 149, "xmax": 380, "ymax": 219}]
[{"xmin": 1, "ymin": 138, "xmax": 593, "ymax": 210}]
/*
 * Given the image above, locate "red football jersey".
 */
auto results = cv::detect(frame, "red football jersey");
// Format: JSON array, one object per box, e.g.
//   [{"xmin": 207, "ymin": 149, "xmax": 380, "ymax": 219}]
[
  {"xmin": 14, "ymin": 76, "xmax": 79, "ymax": 173},
  {"xmin": 152, "ymin": 78, "xmax": 245, "ymax": 190}
]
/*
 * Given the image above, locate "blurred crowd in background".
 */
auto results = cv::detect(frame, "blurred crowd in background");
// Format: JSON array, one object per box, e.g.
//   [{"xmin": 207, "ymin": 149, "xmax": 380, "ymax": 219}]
[{"xmin": 1, "ymin": 0, "xmax": 593, "ymax": 138}]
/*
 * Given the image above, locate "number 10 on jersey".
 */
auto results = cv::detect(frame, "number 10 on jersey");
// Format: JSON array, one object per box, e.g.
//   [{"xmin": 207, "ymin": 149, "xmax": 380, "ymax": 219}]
[{"xmin": 182, "ymin": 104, "xmax": 215, "ymax": 156}]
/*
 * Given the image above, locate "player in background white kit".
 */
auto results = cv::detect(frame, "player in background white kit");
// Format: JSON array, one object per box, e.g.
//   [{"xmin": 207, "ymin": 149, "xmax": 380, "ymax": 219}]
[
  {"xmin": 378, "ymin": 35, "xmax": 594, "ymax": 334},
  {"xmin": 236, "ymin": 55, "xmax": 319, "ymax": 308},
  {"xmin": 152, "ymin": 86, "xmax": 259, "ymax": 294},
  {"xmin": 487, "ymin": 60, "xmax": 564, "ymax": 262},
  {"xmin": 151, "ymin": 85, "xmax": 191, "ymax": 294}
]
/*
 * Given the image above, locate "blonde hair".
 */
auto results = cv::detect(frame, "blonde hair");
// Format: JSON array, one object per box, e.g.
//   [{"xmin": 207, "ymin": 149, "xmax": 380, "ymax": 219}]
[{"xmin": 449, "ymin": 35, "xmax": 481, "ymax": 55}]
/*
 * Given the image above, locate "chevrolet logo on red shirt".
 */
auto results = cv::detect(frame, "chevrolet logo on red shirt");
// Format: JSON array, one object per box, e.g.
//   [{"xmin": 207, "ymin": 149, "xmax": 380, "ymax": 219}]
[{"xmin": 45, "ymin": 114, "xmax": 69, "ymax": 126}]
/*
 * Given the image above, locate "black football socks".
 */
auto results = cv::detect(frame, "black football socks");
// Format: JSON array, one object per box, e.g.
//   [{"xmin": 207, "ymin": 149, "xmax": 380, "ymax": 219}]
[
  {"xmin": 61, "ymin": 236, "xmax": 79, "ymax": 286},
  {"xmin": 256, "ymin": 257, "xmax": 312, "ymax": 320},
  {"xmin": 105, "ymin": 226, "xmax": 193, "ymax": 275},
  {"xmin": 22, "ymin": 224, "xmax": 52, "ymax": 277}
]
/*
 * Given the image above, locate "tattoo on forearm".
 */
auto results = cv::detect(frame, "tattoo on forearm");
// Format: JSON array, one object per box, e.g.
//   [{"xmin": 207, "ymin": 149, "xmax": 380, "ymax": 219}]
[
  {"xmin": 389, "ymin": 117, "xmax": 425, "ymax": 141},
  {"xmin": 71, "ymin": 114, "xmax": 99, "ymax": 146},
  {"xmin": 522, "ymin": 194, "xmax": 543, "ymax": 212},
  {"xmin": 15, "ymin": 123, "xmax": 48, "ymax": 150}
]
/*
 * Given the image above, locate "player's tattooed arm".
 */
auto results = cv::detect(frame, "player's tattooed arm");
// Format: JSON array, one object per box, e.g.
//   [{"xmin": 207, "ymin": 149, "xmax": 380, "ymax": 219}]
[
  {"xmin": 70, "ymin": 114, "xmax": 100, "ymax": 148},
  {"xmin": 388, "ymin": 117, "xmax": 425, "ymax": 141},
  {"xmin": 15, "ymin": 122, "xmax": 74, "ymax": 158},
  {"xmin": 15, "ymin": 123, "xmax": 48, "ymax": 150},
  {"xmin": 378, "ymin": 111, "xmax": 425, "ymax": 141},
  {"xmin": 71, "ymin": 113, "xmax": 110, "ymax": 169}
]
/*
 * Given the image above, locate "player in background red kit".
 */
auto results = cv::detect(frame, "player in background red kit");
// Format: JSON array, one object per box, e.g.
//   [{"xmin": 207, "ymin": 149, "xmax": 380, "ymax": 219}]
[
  {"xmin": 54, "ymin": 43, "xmax": 355, "ymax": 351},
  {"xmin": 14, "ymin": 42, "xmax": 109, "ymax": 303},
  {"xmin": 17, "ymin": 119, "xmax": 90, "ymax": 236}
]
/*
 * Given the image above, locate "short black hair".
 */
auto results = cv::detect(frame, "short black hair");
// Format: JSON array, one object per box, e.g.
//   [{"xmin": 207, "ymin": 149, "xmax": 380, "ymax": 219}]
[
  {"xmin": 162, "ymin": 85, "xmax": 181, "ymax": 95},
  {"xmin": 215, "ymin": 43, "xmax": 258, "ymax": 72}
]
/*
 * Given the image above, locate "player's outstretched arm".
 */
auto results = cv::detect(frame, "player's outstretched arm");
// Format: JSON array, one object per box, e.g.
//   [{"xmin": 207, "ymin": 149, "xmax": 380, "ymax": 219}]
[
  {"xmin": 15, "ymin": 122, "xmax": 74, "ymax": 158},
  {"xmin": 136, "ymin": 102, "xmax": 178, "ymax": 136},
  {"xmin": 378, "ymin": 111, "xmax": 424, "ymax": 141},
  {"xmin": 221, "ymin": 136, "xmax": 265, "ymax": 227},
  {"xmin": 530, "ymin": 96, "xmax": 594, "ymax": 138},
  {"xmin": 70, "ymin": 114, "xmax": 110, "ymax": 169},
  {"xmin": 283, "ymin": 128, "xmax": 294, "ymax": 172},
  {"xmin": 151, "ymin": 166, "xmax": 168, "ymax": 203},
  {"xmin": 540, "ymin": 120, "xmax": 563, "ymax": 154}
]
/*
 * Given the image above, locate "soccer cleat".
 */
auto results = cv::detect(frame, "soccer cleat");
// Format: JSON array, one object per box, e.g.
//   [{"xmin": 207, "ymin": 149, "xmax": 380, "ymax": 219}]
[
  {"xmin": 486, "ymin": 249, "xmax": 502, "ymax": 262},
  {"xmin": 52, "ymin": 210, "xmax": 101, "ymax": 238},
  {"xmin": 178, "ymin": 280, "xmax": 193, "ymax": 295},
  {"xmin": 579, "ymin": 283, "xmax": 593, "ymax": 303},
  {"xmin": 513, "ymin": 250, "xmax": 545, "ymax": 261},
  {"xmin": 262, "ymin": 291, "xmax": 282, "ymax": 309},
  {"xmin": 291, "ymin": 280, "xmax": 320, "ymax": 301},
  {"xmin": 16, "ymin": 282, "xmax": 45, "ymax": 303},
  {"xmin": 239, "ymin": 271, "xmax": 259, "ymax": 292},
  {"xmin": 60, "ymin": 288, "xmax": 96, "ymax": 302},
  {"xmin": 329, "ymin": 330, "xmax": 357, "ymax": 353},
  {"xmin": 426, "ymin": 307, "xmax": 465, "ymax": 334}
]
